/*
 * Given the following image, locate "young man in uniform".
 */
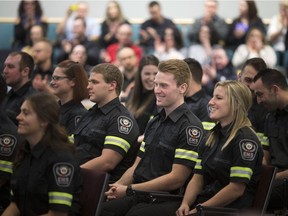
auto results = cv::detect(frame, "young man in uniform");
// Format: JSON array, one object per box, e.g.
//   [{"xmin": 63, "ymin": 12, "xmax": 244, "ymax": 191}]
[
  {"xmin": 238, "ymin": 57, "xmax": 269, "ymax": 149},
  {"xmin": 74, "ymin": 63, "xmax": 140, "ymax": 182},
  {"xmin": 184, "ymin": 57, "xmax": 215, "ymax": 131},
  {"xmin": 2, "ymin": 51, "xmax": 35, "ymax": 125},
  {"xmin": 0, "ymin": 75, "xmax": 19, "ymax": 213},
  {"xmin": 252, "ymin": 68, "xmax": 288, "ymax": 212},
  {"xmin": 100, "ymin": 59, "xmax": 204, "ymax": 216}
]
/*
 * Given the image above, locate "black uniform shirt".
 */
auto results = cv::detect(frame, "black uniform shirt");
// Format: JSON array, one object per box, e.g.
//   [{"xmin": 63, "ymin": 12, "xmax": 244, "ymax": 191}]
[
  {"xmin": 2, "ymin": 81, "xmax": 35, "ymax": 125},
  {"xmin": 10, "ymin": 141, "xmax": 81, "ymax": 215},
  {"xmin": 185, "ymin": 89, "xmax": 215, "ymax": 131},
  {"xmin": 74, "ymin": 98, "xmax": 139, "ymax": 182},
  {"xmin": 194, "ymin": 124, "xmax": 263, "ymax": 208},
  {"xmin": 60, "ymin": 100, "xmax": 87, "ymax": 135},
  {"xmin": 264, "ymin": 106, "xmax": 288, "ymax": 170},
  {"xmin": 0, "ymin": 110, "xmax": 19, "ymax": 209},
  {"xmin": 134, "ymin": 103, "xmax": 204, "ymax": 184}
]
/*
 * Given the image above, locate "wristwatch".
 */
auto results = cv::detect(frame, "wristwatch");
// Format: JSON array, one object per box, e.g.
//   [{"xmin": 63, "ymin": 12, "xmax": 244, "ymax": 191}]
[{"xmin": 126, "ymin": 185, "xmax": 134, "ymax": 196}]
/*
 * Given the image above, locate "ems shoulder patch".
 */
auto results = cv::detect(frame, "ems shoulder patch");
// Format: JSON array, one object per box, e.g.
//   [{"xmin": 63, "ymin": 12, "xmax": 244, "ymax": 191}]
[
  {"xmin": 53, "ymin": 163, "xmax": 74, "ymax": 187},
  {"xmin": 74, "ymin": 115, "xmax": 82, "ymax": 126},
  {"xmin": 118, "ymin": 116, "xmax": 133, "ymax": 134},
  {"xmin": 0, "ymin": 134, "xmax": 17, "ymax": 157},
  {"xmin": 239, "ymin": 139, "xmax": 258, "ymax": 161},
  {"xmin": 186, "ymin": 126, "xmax": 203, "ymax": 146}
]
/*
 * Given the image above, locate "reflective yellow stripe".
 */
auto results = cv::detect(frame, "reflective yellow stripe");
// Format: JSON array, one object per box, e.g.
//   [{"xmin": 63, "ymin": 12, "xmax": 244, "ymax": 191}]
[
  {"xmin": 104, "ymin": 136, "xmax": 130, "ymax": 153},
  {"xmin": 202, "ymin": 122, "xmax": 215, "ymax": 131},
  {"xmin": 194, "ymin": 159, "xmax": 202, "ymax": 170},
  {"xmin": 10, "ymin": 190, "xmax": 13, "ymax": 196},
  {"xmin": 0, "ymin": 160, "xmax": 13, "ymax": 174},
  {"xmin": 257, "ymin": 133, "xmax": 269, "ymax": 147},
  {"xmin": 68, "ymin": 134, "xmax": 74, "ymax": 144},
  {"xmin": 49, "ymin": 192, "xmax": 73, "ymax": 206},
  {"xmin": 149, "ymin": 115, "xmax": 154, "ymax": 120},
  {"xmin": 175, "ymin": 148, "xmax": 198, "ymax": 162},
  {"xmin": 230, "ymin": 166, "xmax": 253, "ymax": 180},
  {"xmin": 140, "ymin": 142, "xmax": 145, "ymax": 153}
]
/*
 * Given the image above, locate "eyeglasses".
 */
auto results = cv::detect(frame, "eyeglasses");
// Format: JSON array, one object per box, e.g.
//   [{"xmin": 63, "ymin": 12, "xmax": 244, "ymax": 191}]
[{"xmin": 51, "ymin": 76, "xmax": 69, "ymax": 81}]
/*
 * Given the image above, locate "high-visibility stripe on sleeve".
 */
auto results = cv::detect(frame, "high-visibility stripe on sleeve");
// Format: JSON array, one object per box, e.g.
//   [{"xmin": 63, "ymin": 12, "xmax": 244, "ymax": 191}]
[
  {"xmin": 175, "ymin": 148, "xmax": 198, "ymax": 162},
  {"xmin": 104, "ymin": 136, "xmax": 130, "ymax": 153},
  {"xmin": 49, "ymin": 192, "xmax": 73, "ymax": 206},
  {"xmin": 230, "ymin": 166, "xmax": 253, "ymax": 180},
  {"xmin": 68, "ymin": 134, "xmax": 74, "ymax": 144},
  {"xmin": 0, "ymin": 160, "xmax": 13, "ymax": 174},
  {"xmin": 202, "ymin": 122, "xmax": 215, "ymax": 131},
  {"xmin": 140, "ymin": 142, "xmax": 145, "ymax": 153},
  {"xmin": 194, "ymin": 159, "xmax": 202, "ymax": 170},
  {"xmin": 256, "ymin": 133, "xmax": 269, "ymax": 147}
]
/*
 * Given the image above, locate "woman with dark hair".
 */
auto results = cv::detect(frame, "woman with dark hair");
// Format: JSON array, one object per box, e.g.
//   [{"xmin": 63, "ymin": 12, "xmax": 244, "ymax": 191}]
[
  {"xmin": 126, "ymin": 55, "xmax": 159, "ymax": 136},
  {"xmin": 2, "ymin": 92, "xmax": 81, "ymax": 216},
  {"xmin": 154, "ymin": 27, "xmax": 185, "ymax": 60},
  {"xmin": 226, "ymin": 0, "xmax": 266, "ymax": 51},
  {"xmin": 50, "ymin": 60, "xmax": 88, "ymax": 135},
  {"xmin": 232, "ymin": 27, "xmax": 277, "ymax": 69},
  {"xmin": 13, "ymin": 0, "xmax": 48, "ymax": 49}
]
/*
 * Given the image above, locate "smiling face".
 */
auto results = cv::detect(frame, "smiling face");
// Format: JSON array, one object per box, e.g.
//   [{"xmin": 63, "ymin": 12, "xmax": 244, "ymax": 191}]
[
  {"xmin": 238, "ymin": 65, "xmax": 258, "ymax": 90},
  {"xmin": 252, "ymin": 79, "xmax": 277, "ymax": 111},
  {"xmin": 154, "ymin": 71, "xmax": 186, "ymax": 115},
  {"xmin": 50, "ymin": 67, "xmax": 75, "ymax": 101},
  {"xmin": 208, "ymin": 86, "xmax": 233, "ymax": 126},
  {"xmin": 17, "ymin": 100, "xmax": 46, "ymax": 142},
  {"xmin": 141, "ymin": 65, "xmax": 158, "ymax": 91}
]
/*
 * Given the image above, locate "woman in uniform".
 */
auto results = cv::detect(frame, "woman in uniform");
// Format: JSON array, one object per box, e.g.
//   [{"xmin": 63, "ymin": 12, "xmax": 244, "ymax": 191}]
[
  {"xmin": 2, "ymin": 92, "xmax": 81, "ymax": 216},
  {"xmin": 50, "ymin": 60, "xmax": 88, "ymax": 135},
  {"xmin": 176, "ymin": 80, "xmax": 263, "ymax": 215}
]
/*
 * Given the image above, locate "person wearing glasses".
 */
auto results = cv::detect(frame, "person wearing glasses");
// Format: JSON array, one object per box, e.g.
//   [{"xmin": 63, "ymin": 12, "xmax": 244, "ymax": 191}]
[{"xmin": 50, "ymin": 60, "xmax": 88, "ymax": 135}]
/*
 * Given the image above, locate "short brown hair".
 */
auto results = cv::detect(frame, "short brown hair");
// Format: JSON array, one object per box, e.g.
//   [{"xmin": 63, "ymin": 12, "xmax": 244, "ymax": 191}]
[
  {"xmin": 158, "ymin": 59, "xmax": 191, "ymax": 93},
  {"xmin": 90, "ymin": 63, "xmax": 124, "ymax": 95}
]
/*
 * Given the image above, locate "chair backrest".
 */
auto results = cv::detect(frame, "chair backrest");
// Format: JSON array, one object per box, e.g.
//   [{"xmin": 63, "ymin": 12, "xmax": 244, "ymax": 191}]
[
  {"xmin": 252, "ymin": 165, "xmax": 277, "ymax": 215},
  {"xmin": 79, "ymin": 168, "xmax": 110, "ymax": 216}
]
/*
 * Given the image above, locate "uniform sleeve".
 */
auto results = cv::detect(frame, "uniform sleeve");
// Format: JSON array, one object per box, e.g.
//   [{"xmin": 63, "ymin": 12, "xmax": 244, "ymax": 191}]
[
  {"xmin": 48, "ymin": 152, "xmax": 80, "ymax": 212},
  {"xmin": 103, "ymin": 113, "xmax": 139, "ymax": 157},
  {"xmin": 173, "ymin": 121, "xmax": 204, "ymax": 169},
  {"xmin": 229, "ymin": 133, "xmax": 262, "ymax": 185},
  {"xmin": 0, "ymin": 132, "xmax": 18, "ymax": 180}
]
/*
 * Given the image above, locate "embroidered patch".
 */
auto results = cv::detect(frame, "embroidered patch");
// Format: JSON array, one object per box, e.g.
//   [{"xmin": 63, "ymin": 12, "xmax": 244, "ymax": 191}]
[
  {"xmin": 53, "ymin": 163, "xmax": 74, "ymax": 187},
  {"xmin": 186, "ymin": 126, "xmax": 203, "ymax": 146},
  {"xmin": 0, "ymin": 134, "xmax": 17, "ymax": 157},
  {"xmin": 239, "ymin": 139, "xmax": 258, "ymax": 161},
  {"xmin": 118, "ymin": 116, "xmax": 133, "ymax": 134},
  {"xmin": 74, "ymin": 115, "xmax": 82, "ymax": 126}
]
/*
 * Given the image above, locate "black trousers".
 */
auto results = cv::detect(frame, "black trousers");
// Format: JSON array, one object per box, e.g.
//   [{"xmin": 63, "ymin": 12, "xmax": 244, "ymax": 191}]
[{"xmin": 100, "ymin": 196, "xmax": 181, "ymax": 216}]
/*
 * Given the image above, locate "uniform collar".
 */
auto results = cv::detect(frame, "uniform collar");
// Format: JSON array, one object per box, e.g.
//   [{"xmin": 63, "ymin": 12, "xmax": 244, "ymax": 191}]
[
  {"xmin": 25, "ymin": 140, "xmax": 47, "ymax": 159},
  {"xmin": 93, "ymin": 97, "xmax": 121, "ymax": 115},
  {"xmin": 159, "ymin": 102, "xmax": 188, "ymax": 123},
  {"xmin": 185, "ymin": 89, "xmax": 206, "ymax": 103},
  {"xmin": 60, "ymin": 100, "xmax": 76, "ymax": 113},
  {"xmin": 8, "ymin": 81, "xmax": 32, "ymax": 97}
]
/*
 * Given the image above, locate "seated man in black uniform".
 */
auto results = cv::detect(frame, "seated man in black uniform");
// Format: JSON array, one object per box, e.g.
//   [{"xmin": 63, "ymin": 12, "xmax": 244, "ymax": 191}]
[
  {"xmin": 2, "ymin": 51, "xmax": 36, "ymax": 125},
  {"xmin": 74, "ymin": 63, "xmax": 140, "ymax": 182},
  {"xmin": 0, "ymin": 75, "xmax": 19, "ymax": 214},
  {"xmin": 184, "ymin": 58, "xmax": 215, "ymax": 131},
  {"xmin": 253, "ymin": 68, "xmax": 288, "ymax": 212},
  {"xmin": 100, "ymin": 59, "xmax": 205, "ymax": 216}
]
